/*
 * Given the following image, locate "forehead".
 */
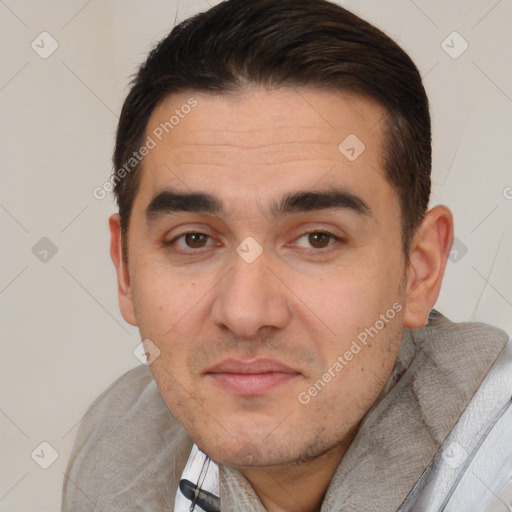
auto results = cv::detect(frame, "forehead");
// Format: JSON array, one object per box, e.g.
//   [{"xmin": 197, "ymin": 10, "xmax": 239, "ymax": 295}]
[{"xmin": 134, "ymin": 86, "xmax": 394, "ymax": 216}]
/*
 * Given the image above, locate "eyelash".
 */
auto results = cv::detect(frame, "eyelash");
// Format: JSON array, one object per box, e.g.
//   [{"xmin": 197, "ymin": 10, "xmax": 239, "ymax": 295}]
[{"xmin": 166, "ymin": 229, "xmax": 343, "ymax": 253}]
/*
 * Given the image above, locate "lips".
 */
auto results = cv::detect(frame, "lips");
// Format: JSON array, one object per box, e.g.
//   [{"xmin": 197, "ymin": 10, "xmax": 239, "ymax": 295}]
[
  {"xmin": 206, "ymin": 358, "xmax": 300, "ymax": 395},
  {"xmin": 207, "ymin": 358, "xmax": 298, "ymax": 374}
]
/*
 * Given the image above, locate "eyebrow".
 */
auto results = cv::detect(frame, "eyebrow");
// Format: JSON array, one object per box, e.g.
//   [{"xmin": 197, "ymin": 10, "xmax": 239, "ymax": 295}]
[
  {"xmin": 270, "ymin": 188, "xmax": 370, "ymax": 218},
  {"xmin": 145, "ymin": 187, "xmax": 371, "ymax": 222}
]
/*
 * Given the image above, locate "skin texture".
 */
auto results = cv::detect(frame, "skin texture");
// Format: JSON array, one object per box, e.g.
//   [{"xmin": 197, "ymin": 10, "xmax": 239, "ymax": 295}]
[{"xmin": 109, "ymin": 86, "xmax": 453, "ymax": 512}]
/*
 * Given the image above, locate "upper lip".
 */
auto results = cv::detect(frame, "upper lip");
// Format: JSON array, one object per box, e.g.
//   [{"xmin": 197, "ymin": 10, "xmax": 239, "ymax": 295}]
[{"xmin": 206, "ymin": 358, "xmax": 299, "ymax": 375}]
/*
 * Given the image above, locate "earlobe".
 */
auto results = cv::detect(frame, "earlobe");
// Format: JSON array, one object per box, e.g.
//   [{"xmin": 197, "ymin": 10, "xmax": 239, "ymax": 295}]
[
  {"xmin": 109, "ymin": 213, "xmax": 138, "ymax": 327},
  {"xmin": 403, "ymin": 205, "xmax": 454, "ymax": 329}
]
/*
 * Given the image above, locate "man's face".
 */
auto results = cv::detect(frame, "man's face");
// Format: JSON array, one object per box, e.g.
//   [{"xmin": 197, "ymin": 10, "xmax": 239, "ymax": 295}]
[{"xmin": 122, "ymin": 86, "xmax": 408, "ymax": 467}]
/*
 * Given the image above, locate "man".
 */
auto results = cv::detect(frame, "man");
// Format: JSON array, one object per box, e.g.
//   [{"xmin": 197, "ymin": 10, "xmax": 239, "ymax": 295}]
[{"xmin": 62, "ymin": 0, "xmax": 511, "ymax": 510}]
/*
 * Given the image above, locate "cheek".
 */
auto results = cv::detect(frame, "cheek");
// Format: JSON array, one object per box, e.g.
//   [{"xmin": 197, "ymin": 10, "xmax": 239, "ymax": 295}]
[
  {"xmin": 131, "ymin": 279, "xmax": 203, "ymax": 378},
  {"xmin": 131, "ymin": 266, "xmax": 197, "ymax": 336},
  {"xmin": 289, "ymin": 259, "xmax": 402, "ymax": 338},
  {"xmin": 300, "ymin": 310, "xmax": 403, "ymax": 429},
  {"xmin": 288, "ymin": 254, "xmax": 404, "ymax": 395}
]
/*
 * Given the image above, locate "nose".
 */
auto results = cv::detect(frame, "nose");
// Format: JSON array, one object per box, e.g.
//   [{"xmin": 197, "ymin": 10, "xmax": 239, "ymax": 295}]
[{"xmin": 211, "ymin": 247, "xmax": 292, "ymax": 339}]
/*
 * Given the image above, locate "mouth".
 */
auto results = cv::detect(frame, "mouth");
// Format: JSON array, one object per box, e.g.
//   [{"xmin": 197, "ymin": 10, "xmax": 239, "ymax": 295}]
[{"xmin": 205, "ymin": 358, "xmax": 301, "ymax": 395}]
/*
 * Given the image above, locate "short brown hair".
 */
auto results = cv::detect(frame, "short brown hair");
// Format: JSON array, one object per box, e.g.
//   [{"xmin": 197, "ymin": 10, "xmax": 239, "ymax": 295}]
[{"xmin": 113, "ymin": 0, "xmax": 431, "ymax": 260}]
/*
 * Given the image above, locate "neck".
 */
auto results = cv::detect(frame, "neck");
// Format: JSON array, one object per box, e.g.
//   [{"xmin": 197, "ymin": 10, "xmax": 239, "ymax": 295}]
[{"xmin": 240, "ymin": 429, "xmax": 357, "ymax": 512}]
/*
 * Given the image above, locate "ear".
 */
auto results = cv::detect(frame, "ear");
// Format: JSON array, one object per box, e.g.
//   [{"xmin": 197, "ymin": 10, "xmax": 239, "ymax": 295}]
[
  {"xmin": 403, "ymin": 205, "xmax": 454, "ymax": 329},
  {"xmin": 109, "ymin": 213, "xmax": 138, "ymax": 326}
]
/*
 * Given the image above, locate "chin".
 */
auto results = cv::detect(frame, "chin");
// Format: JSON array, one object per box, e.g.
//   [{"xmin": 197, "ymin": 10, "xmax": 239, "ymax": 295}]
[{"xmin": 194, "ymin": 429, "xmax": 312, "ymax": 469}]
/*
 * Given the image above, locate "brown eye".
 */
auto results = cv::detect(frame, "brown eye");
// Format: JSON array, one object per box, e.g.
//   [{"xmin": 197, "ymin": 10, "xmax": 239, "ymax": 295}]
[
  {"xmin": 293, "ymin": 231, "xmax": 339, "ymax": 250},
  {"xmin": 307, "ymin": 232, "xmax": 331, "ymax": 249},
  {"xmin": 184, "ymin": 233, "xmax": 209, "ymax": 248},
  {"xmin": 166, "ymin": 232, "xmax": 214, "ymax": 252}
]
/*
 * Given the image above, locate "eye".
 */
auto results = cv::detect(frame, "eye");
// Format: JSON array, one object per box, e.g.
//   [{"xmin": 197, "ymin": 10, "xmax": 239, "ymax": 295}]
[
  {"xmin": 294, "ymin": 230, "xmax": 341, "ymax": 250},
  {"xmin": 168, "ymin": 232, "xmax": 215, "ymax": 251}
]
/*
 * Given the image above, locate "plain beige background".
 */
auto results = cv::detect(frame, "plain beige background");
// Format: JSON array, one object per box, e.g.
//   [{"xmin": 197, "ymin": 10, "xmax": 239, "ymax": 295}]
[{"xmin": 0, "ymin": 0, "xmax": 511, "ymax": 510}]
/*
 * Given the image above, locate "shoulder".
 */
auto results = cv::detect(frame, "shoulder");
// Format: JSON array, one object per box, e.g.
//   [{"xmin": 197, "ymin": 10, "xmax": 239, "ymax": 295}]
[
  {"xmin": 62, "ymin": 365, "xmax": 192, "ymax": 511},
  {"xmin": 400, "ymin": 317, "xmax": 512, "ymax": 511},
  {"xmin": 417, "ymin": 309, "xmax": 509, "ymax": 352},
  {"xmin": 406, "ymin": 310, "xmax": 509, "ymax": 406}
]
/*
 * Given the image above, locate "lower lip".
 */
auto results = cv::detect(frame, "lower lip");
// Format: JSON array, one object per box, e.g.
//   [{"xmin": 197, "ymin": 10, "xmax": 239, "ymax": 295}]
[{"xmin": 208, "ymin": 372, "xmax": 299, "ymax": 395}]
